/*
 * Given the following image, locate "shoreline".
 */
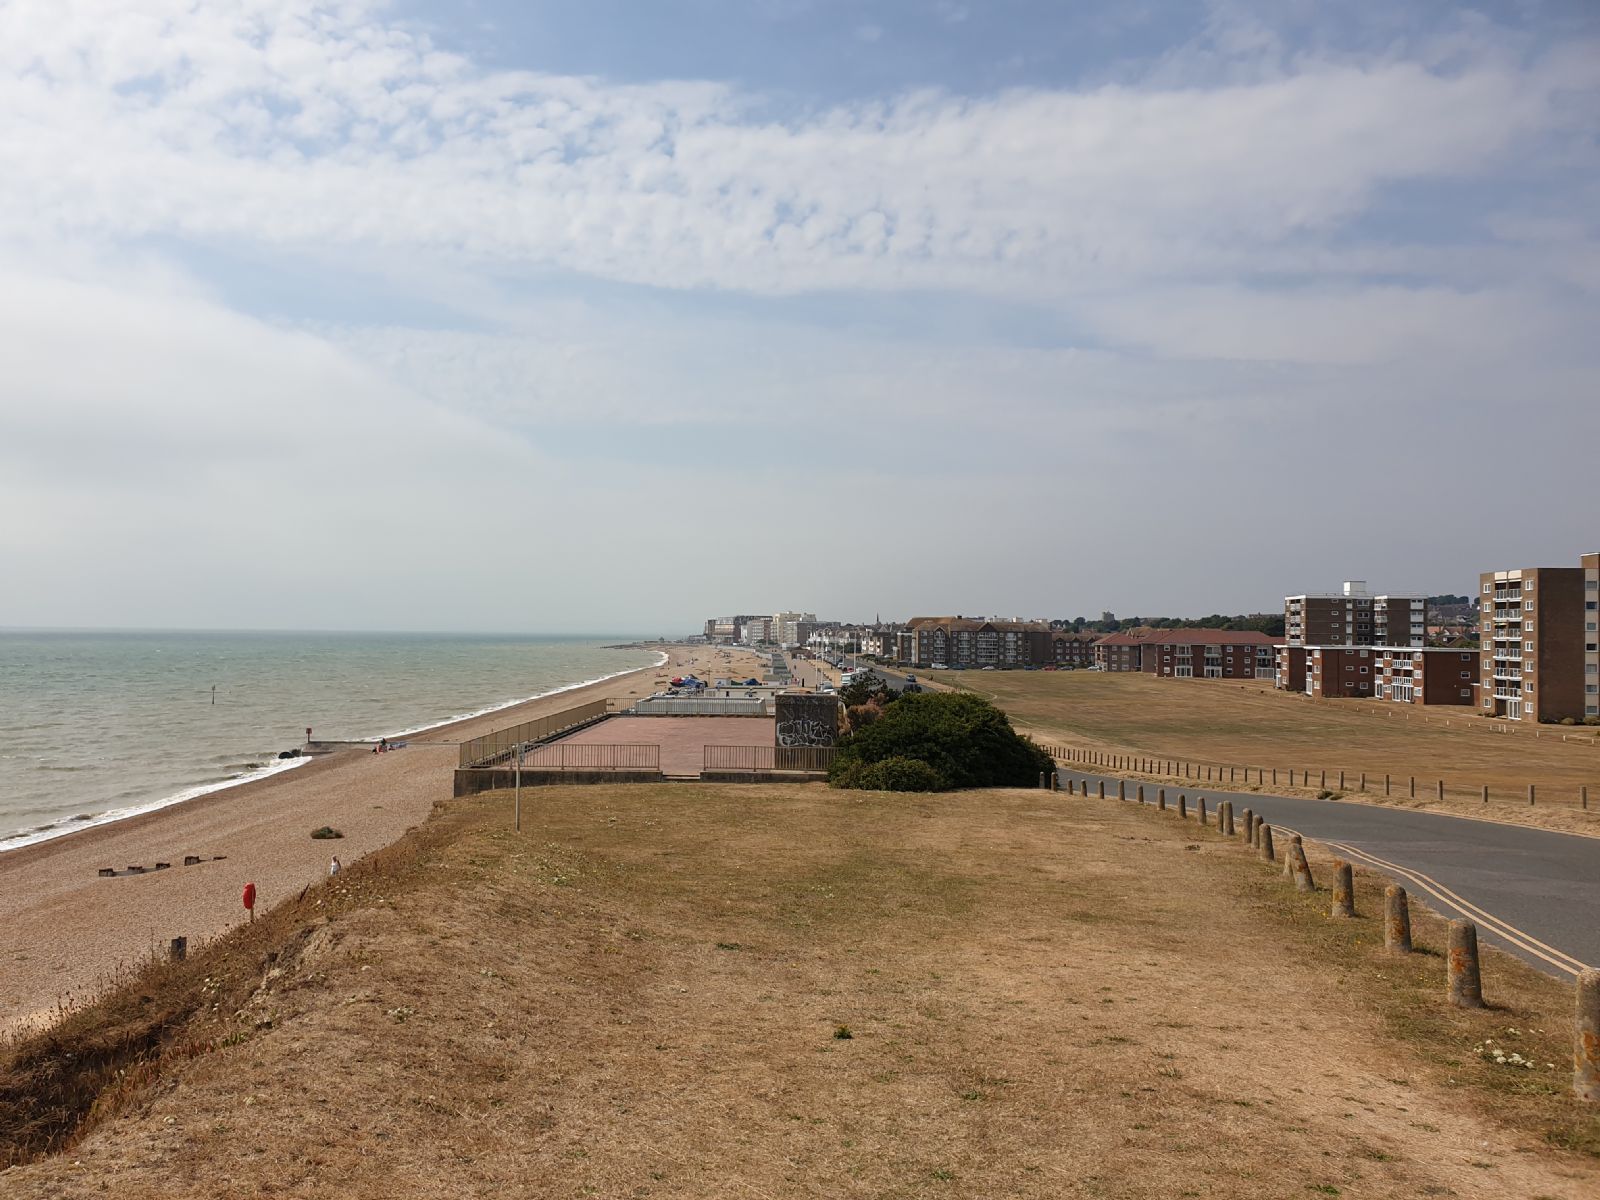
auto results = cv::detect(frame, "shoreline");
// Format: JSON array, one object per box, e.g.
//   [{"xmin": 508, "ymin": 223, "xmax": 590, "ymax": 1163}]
[
  {"xmin": 0, "ymin": 646, "xmax": 670, "ymax": 857},
  {"xmin": 0, "ymin": 642, "xmax": 763, "ymax": 1034}
]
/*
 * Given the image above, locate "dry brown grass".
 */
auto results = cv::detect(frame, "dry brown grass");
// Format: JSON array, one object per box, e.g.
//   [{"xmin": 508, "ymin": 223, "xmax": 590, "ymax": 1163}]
[
  {"xmin": 951, "ymin": 669, "xmax": 1600, "ymax": 835},
  {"xmin": 2, "ymin": 782, "xmax": 1597, "ymax": 1198}
]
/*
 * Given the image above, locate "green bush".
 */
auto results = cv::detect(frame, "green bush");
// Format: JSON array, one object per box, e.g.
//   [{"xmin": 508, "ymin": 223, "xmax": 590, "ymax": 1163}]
[
  {"xmin": 1585, "ymin": 716, "xmax": 1600, "ymax": 727},
  {"xmin": 854, "ymin": 756, "xmax": 946, "ymax": 792},
  {"xmin": 828, "ymin": 691, "xmax": 1054, "ymax": 791},
  {"xmin": 310, "ymin": 826, "xmax": 343, "ymax": 840},
  {"xmin": 1561, "ymin": 716, "xmax": 1577, "ymax": 726}
]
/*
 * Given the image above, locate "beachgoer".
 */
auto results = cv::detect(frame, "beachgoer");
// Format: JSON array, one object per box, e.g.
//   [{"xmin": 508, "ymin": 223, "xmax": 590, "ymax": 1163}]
[
  {"xmin": 379, "ymin": 737, "xmax": 388, "ymax": 753},
  {"xmin": 329, "ymin": 856, "xmax": 341, "ymax": 877}
]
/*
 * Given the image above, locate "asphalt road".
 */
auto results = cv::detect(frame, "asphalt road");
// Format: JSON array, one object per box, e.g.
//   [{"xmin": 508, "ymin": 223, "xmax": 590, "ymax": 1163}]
[{"xmin": 1058, "ymin": 767, "xmax": 1599, "ymax": 981}]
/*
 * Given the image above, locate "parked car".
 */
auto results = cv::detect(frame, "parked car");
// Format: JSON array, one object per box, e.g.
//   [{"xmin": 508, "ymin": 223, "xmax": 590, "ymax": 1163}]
[{"xmin": 929, "ymin": 662, "xmax": 949, "ymax": 670}]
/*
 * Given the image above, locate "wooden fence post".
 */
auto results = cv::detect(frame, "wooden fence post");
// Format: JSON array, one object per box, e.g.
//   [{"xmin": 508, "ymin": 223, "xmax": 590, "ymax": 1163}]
[
  {"xmin": 1447, "ymin": 920, "xmax": 1485, "ymax": 1008},
  {"xmin": 1384, "ymin": 885, "xmax": 1411, "ymax": 953},
  {"xmin": 1158, "ymin": 789, "xmax": 1167, "ymax": 811},
  {"xmin": 1577, "ymin": 970, "xmax": 1600, "ymax": 1102},
  {"xmin": 1289, "ymin": 836, "xmax": 1315, "ymax": 892},
  {"xmin": 1529, "ymin": 784, "xmax": 1536, "ymax": 806},
  {"xmin": 1331, "ymin": 861, "xmax": 1354, "ymax": 918}
]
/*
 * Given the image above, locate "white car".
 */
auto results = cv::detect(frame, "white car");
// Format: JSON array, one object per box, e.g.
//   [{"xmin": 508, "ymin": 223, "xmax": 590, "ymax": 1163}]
[{"xmin": 929, "ymin": 662, "xmax": 949, "ymax": 670}]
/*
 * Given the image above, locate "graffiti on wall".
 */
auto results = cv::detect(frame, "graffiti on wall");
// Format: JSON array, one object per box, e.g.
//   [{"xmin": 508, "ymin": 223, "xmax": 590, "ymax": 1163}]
[
  {"xmin": 774, "ymin": 694, "xmax": 839, "ymax": 748},
  {"xmin": 776, "ymin": 717, "xmax": 836, "ymax": 747}
]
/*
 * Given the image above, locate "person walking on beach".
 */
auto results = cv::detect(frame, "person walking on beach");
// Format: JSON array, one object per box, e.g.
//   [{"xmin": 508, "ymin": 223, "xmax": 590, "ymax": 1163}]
[{"xmin": 329, "ymin": 856, "xmax": 342, "ymax": 877}]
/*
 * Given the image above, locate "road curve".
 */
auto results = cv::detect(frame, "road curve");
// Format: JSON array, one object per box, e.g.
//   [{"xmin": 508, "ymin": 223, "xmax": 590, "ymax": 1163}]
[{"xmin": 1057, "ymin": 767, "xmax": 1600, "ymax": 980}]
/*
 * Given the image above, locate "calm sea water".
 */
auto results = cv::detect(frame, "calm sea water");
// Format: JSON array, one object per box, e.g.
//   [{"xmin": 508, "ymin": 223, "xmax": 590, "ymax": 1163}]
[{"xmin": 0, "ymin": 631, "xmax": 664, "ymax": 851}]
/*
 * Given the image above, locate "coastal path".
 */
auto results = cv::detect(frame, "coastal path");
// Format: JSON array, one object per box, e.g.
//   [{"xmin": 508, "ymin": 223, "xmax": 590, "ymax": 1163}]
[{"xmin": 1056, "ymin": 767, "xmax": 1600, "ymax": 981}]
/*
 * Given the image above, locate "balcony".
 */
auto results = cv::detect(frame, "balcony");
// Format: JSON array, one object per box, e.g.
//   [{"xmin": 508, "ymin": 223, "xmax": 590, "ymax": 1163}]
[
  {"xmin": 1493, "ymin": 686, "xmax": 1523, "ymax": 698},
  {"xmin": 1492, "ymin": 668, "xmax": 1522, "ymax": 680}
]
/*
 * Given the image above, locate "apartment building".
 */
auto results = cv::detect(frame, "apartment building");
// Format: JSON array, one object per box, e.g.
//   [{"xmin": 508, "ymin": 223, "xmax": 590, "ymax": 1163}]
[
  {"xmin": 1094, "ymin": 629, "xmax": 1277, "ymax": 678},
  {"xmin": 1049, "ymin": 632, "xmax": 1097, "ymax": 667},
  {"xmin": 1284, "ymin": 582, "xmax": 1426, "ymax": 648},
  {"xmin": 1374, "ymin": 648, "xmax": 1478, "ymax": 706},
  {"xmin": 1480, "ymin": 552, "xmax": 1600, "ymax": 722},
  {"xmin": 772, "ymin": 612, "xmax": 818, "ymax": 646},
  {"xmin": 903, "ymin": 617, "xmax": 1058, "ymax": 668}
]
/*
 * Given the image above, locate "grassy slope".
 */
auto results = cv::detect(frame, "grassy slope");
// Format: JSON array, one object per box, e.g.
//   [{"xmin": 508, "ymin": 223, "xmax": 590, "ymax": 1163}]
[
  {"xmin": 3, "ymin": 783, "xmax": 1596, "ymax": 1199},
  {"xmin": 950, "ymin": 670, "xmax": 1600, "ymax": 834}
]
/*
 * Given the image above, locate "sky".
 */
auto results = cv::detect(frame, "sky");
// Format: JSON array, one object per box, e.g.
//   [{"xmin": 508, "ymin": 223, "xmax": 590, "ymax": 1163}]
[{"xmin": 1, "ymin": 0, "xmax": 1597, "ymax": 633}]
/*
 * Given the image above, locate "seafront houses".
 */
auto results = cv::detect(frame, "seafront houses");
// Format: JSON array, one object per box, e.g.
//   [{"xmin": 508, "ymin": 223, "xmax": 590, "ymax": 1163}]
[
  {"xmin": 1093, "ymin": 629, "xmax": 1277, "ymax": 678},
  {"xmin": 1479, "ymin": 552, "xmax": 1600, "ymax": 723}
]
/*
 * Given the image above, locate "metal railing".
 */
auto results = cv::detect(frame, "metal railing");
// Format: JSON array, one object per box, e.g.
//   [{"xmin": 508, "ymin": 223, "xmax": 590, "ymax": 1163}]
[
  {"xmin": 703, "ymin": 744, "xmax": 837, "ymax": 773},
  {"xmin": 517, "ymin": 743, "xmax": 660, "ymax": 770},
  {"xmin": 631, "ymin": 697, "xmax": 772, "ymax": 717},
  {"xmin": 458, "ymin": 699, "xmax": 612, "ymax": 767}
]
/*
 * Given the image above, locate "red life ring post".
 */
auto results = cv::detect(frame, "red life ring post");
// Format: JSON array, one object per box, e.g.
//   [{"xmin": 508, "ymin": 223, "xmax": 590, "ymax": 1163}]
[{"xmin": 242, "ymin": 881, "xmax": 257, "ymax": 922}]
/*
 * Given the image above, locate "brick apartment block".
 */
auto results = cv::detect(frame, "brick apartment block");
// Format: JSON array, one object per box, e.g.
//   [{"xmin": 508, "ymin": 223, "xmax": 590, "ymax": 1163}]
[
  {"xmin": 1093, "ymin": 629, "xmax": 1277, "ymax": 678},
  {"xmin": 1480, "ymin": 551, "xmax": 1600, "ymax": 723},
  {"xmin": 1284, "ymin": 581, "xmax": 1425, "ymax": 648}
]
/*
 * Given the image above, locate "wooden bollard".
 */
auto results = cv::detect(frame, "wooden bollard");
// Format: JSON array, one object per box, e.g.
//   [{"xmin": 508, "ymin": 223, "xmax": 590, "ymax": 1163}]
[
  {"xmin": 1482, "ymin": 785, "xmax": 1488, "ymax": 805},
  {"xmin": 1098, "ymin": 781, "xmax": 1105, "ymax": 799},
  {"xmin": 1529, "ymin": 784, "xmax": 1535, "ymax": 806},
  {"xmin": 1040, "ymin": 772, "xmax": 1047, "ymax": 789},
  {"xmin": 1447, "ymin": 920, "xmax": 1485, "ymax": 1008},
  {"xmin": 1584, "ymin": 786, "xmax": 1589, "ymax": 811},
  {"xmin": 1198, "ymin": 797, "xmax": 1207, "ymax": 826},
  {"xmin": 1437, "ymin": 779, "xmax": 1443, "ymax": 801},
  {"xmin": 1384, "ymin": 885, "xmax": 1412, "ymax": 953},
  {"xmin": 1178, "ymin": 794, "xmax": 1187, "ymax": 819},
  {"xmin": 1289, "ymin": 836, "xmax": 1315, "ymax": 892},
  {"xmin": 1272, "ymin": 768, "xmax": 1277, "ymax": 786},
  {"xmin": 1118, "ymin": 780, "xmax": 1126, "ymax": 801},
  {"xmin": 1158, "ymin": 789, "xmax": 1167, "ymax": 811},
  {"xmin": 1409, "ymin": 775, "xmax": 1415, "ymax": 798},
  {"xmin": 1320, "ymin": 769, "xmax": 1326, "ymax": 789},
  {"xmin": 1259, "ymin": 823, "xmax": 1274, "ymax": 862},
  {"xmin": 1067, "ymin": 778, "xmax": 1076, "ymax": 795},
  {"xmin": 1577, "ymin": 969, "xmax": 1600, "ymax": 1102},
  {"xmin": 1331, "ymin": 860, "xmax": 1355, "ymax": 918},
  {"xmin": 1359, "ymin": 772, "xmax": 1366, "ymax": 791},
  {"xmin": 1338, "ymin": 770, "xmax": 1344, "ymax": 789},
  {"xmin": 1051, "ymin": 774, "xmax": 1059, "ymax": 792},
  {"xmin": 170, "ymin": 936, "xmax": 187, "ymax": 962},
  {"xmin": 1240, "ymin": 808, "xmax": 1253, "ymax": 841},
  {"xmin": 1137, "ymin": 784, "xmax": 1145, "ymax": 804},
  {"xmin": 1385, "ymin": 774, "xmax": 1390, "ymax": 796},
  {"xmin": 1223, "ymin": 801, "xmax": 1235, "ymax": 835}
]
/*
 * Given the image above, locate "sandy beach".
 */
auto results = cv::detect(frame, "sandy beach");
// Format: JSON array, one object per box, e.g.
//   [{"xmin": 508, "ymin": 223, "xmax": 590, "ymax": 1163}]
[{"xmin": 0, "ymin": 643, "xmax": 767, "ymax": 1035}]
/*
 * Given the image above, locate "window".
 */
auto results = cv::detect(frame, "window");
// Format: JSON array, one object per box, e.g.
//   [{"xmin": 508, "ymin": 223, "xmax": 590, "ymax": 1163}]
[
  {"xmin": 1525, "ymin": 601, "xmax": 1534, "ymax": 611},
  {"xmin": 1461, "ymin": 671, "xmax": 1471, "ymax": 679}
]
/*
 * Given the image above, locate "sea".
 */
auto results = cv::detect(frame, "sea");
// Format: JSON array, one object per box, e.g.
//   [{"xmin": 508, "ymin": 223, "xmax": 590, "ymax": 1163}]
[{"xmin": 0, "ymin": 630, "xmax": 665, "ymax": 852}]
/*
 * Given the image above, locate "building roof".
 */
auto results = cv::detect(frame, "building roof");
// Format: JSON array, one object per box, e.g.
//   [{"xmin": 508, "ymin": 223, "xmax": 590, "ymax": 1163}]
[
  {"xmin": 905, "ymin": 616, "xmax": 1051, "ymax": 633},
  {"xmin": 1098, "ymin": 629, "xmax": 1277, "ymax": 647}
]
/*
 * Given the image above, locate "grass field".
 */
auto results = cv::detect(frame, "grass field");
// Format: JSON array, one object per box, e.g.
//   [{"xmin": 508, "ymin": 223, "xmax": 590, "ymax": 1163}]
[
  {"xmin": 3, "ymin": 782, "xmax": 1596, "ymax": 1198},
  {"xmin": 948, "ymin": 670, "xmax": 1600, "ymax": 835}
]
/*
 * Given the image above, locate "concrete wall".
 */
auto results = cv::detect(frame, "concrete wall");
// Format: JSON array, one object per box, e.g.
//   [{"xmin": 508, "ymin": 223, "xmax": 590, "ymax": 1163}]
[{"xmin": 774, "ymin": 693, "xmax": 840, "ymax": 747}]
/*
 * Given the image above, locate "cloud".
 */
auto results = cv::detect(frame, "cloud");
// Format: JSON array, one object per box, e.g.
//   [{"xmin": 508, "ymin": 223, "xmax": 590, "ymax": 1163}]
[{"xmin": 0, "ymin": 0, "xmax": 1593, "ymax": 305}]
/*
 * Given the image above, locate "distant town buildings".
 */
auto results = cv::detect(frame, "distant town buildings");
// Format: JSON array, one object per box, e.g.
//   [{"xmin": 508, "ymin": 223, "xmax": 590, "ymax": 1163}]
[{"xmin": 1479, "ymin": 552, "xmax": 1600, "ymax": 723}]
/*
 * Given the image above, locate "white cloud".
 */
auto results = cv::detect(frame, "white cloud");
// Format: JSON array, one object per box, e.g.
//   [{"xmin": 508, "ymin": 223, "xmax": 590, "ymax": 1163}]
[{"xmin": 0, "ymin": 0, "xmax": 1593, "ymax": 303}]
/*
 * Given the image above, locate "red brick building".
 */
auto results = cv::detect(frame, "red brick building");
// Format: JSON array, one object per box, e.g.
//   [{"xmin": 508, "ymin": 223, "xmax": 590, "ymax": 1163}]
[
  {"xmin": 1094, "ymin": 629, "xmax": 1277, "ymax": 678},
  {"xmin": 1480, "ymin": 552, "xmax": 1600, "ymax": 723},
  {"xmin": 1292, "ymin": 645, "xmax": 1478, "ymax": 704}
]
